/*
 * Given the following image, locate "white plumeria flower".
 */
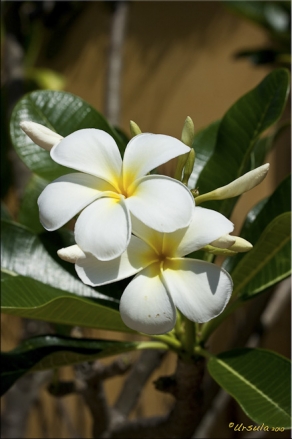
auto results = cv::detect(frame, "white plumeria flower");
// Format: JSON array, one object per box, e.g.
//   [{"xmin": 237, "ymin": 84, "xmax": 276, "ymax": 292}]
[
  {"xmin": 58, "ymin": 207, "xmax": 234, "ymax": 335},
  {"xmin": 30, "ymin": 127, "xmax": 195, "ymax": 261}
]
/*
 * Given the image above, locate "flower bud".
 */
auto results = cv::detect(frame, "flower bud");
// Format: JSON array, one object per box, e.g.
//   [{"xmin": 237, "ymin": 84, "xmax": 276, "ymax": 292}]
[
  {"xmin": 210, "ymin": 234, "xmax": 236, "ymax": 249},
  {"xmin": 20, "ymin": 121, "xmax": 63, "ymax": 151},
  {"xmin": 229, "ymin": 237, "xmax": 253, "ymax": 252},
  {"xmin": 130, "ymin": 120, "xmax": 142, "ymax": 137},
  {"xmin": 57, "ymin": 245, "xmax": 86, "ymax": 263},
  {"xmin": 210, "ymin": 235, "xmax": 253, "ymax": 253},
  {"xmin": 195, "ymin": 164, "xmax": 270, "ymax": 205},
  {"xmin": 182, "ymin": 148, "xmax": 195, "ymax": 185},
  {"xmin": 181, "ymin": 116, "xmax": 195, "ymax": 147}
]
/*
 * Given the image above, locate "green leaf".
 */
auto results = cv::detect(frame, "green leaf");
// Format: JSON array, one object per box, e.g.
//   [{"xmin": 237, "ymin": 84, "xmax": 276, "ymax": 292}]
[
  {"xmin": 207, "ymin": 348, "xmax": 291, "ymax": 428},
  {"xmin": 1, "ymin": 219, "xmax": 133, "ymax": 332},
  {"xmin": 188, "ymin": 120, "xmax": 220, "ymax": 189},
  {"xmin": 1, "ymin": 275, "xmax": 131, "ymax": 333},
  {"xmin": 1, "ymin": 335, "xmax": 158, "ymax": 396},
  {"xmin": 231, "ymin": 213, "xmax": 291, "ymax": 298},
  {"xmin": 223, "ymin": 174, "xmax": 290, "ymax": 274},
  {"xmin": 10, "ymin": 90, "xmax": 127, "ymax": 181},
  {"xmin": 1, "ymin": 219, "xmax": 114, "ymax": 301},
  {"xmin": 18, "ymin": 174, "xmax": 47, "ymax": 233},
  {"xmin": 196, "ymin": 69, "xmax": 290, "ymax": 218}
]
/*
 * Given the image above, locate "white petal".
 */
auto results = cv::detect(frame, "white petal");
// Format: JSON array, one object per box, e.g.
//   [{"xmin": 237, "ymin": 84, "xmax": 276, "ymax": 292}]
[
  {"xmin": 175, "ymin": 207, "xmax": 234, "ymax": 256},
  {"xmin": 122, "ymin": 133, "xmax": 190, "ymax": 186},
  {"xmin": 75, "ymin": 236, "xmax": 156, "ymax": 286},
  {"xmin": 51, "ymin": 129, "xmax": 122, "ymax": 188},
  {"xmin": 20, "ymin": 121, "xmax": 63, "ymax": 151},
  {"xmin": 38, "ymin": 173, "xmax": 114, "ymax": 231},
  {"xmin": 126, "ymin": 175, "xmax": 194, "ymax": 233},
  {"xmin": 119, "ymin": 263, "xmax": 176, "ymax": 335},
  {"xmin": 162, "ymin": 258, "xmax": 233, "ymax": 323},
  {"xmin": 74, "ymin": 196, "xmax": 131, "ymax": 261}
]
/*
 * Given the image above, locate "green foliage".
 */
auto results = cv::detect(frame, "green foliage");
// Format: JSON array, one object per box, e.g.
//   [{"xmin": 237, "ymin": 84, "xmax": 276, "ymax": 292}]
[
  {"xmin": 18, "ymin": 174, "xmax": 49, "ymax": 233},
  {"xmin": 1, "ymin": 335, "xmax": 149, "ymax": 396},
  {"xmin": 208, "ymin": 348, "xmax": 291, "ymax": 428},
  {"xmin": 224, "ymin": 175, "xmax": 291, "ymax": 289},
  {"xmin": 231, "ymin": 212, "xmax": 291, "ymax": 298},
  {"xmin": 1, "ymin": 276, "xmax": 131, "ymax": 333},
  {"xmin": 195, "ymin": 69, "xmax": 290, "ymax": 218},
  {"xmin": 10, "ymin": 90, "xmax": 127, "ymax": 181},
  {"xmin": 2, "ymin": 69, "xmax": 291, "ymax": 420}
]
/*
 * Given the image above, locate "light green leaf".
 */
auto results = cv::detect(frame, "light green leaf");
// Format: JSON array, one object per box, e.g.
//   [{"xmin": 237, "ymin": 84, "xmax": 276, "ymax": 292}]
[
  {"xmin": 1, "ymin": 275, "xmax": 132, "ymax": 333},
  {"xmin": 195, "ymin": 69, "xmax": 290, "ymax": 218},
  {"xmin": 208, "ymin": 348, "xmax": 291, "ymax": 428},
  {"xmin": 231, "ymin": 213, "xmax": 291, "ymax": 298},
  {"xmin": 10, "ymin": 90, "xmax": 127, "ymax": 181}
]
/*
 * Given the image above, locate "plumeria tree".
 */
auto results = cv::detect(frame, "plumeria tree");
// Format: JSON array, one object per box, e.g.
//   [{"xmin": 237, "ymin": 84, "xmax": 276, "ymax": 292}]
[{"xmin": 1, "ymin": 68, "xmax": 291, "ymax": 438}]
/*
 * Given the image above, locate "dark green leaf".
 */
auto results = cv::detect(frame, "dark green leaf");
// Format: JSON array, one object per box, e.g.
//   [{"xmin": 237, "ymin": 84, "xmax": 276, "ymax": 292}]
[
  {"xmin": 208, "ymin": 348, "xmax": 291, "ymax": 428},
  {"xmin": 1, "ymin": 335, "xmax": 153, "ymax": 396},
  {"xmin": 224, "ymin": 174, "xmax": 291, "ymax": 273},
  {"xmin": 1, "ymin": 219, "xmax": 114, "ymax": 302},
  {"xmin": 196, "ymin": 69, "xmax": 290, "ymax": 218},
  {"xmin": 231, "ymin": 213, "xmax": 291, "ymax": 298},
  {"xmin": 18, "ymin": 174, "xmax": 47, "ymax": 233},
  {"xmin": 10, "ymin": 90, "xmax": 127, "ymax": 181},
  {"xmin": 188, "ymin": 120, "xmax": 220, "ymax": 190}
]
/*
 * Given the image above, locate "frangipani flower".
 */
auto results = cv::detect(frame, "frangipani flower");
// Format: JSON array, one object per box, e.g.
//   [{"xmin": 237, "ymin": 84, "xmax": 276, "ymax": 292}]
[
  {"xmin": 58, "ymin": 207, "xmax": 234, "ymax": 335},
  {"xmin": 21, "ymin": 123, "xmax": 195, "ymax": 261}
]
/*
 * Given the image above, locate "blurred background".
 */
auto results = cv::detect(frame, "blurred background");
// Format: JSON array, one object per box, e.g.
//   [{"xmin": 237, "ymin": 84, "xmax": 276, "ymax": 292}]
[{"xmin": 1, "ymin": 1, "xmax": 291, "ymax": 438}]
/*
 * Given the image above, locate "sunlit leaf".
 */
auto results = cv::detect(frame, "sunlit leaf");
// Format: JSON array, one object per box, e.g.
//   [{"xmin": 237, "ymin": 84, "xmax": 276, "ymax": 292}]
[
  {"xmin": 208, "ymin": 348, "xmax": 291, "ymax": 428},
  {"xmin": 1, "ymin": 276, "xmax": 131, "ymax": 333},
  {"xmin": 10, "ymin": 90, "xmax": 127, "ymax": 181},
  {"xmin": 231, "ymin": 213, "xmax": 291, "ymax": 298}
]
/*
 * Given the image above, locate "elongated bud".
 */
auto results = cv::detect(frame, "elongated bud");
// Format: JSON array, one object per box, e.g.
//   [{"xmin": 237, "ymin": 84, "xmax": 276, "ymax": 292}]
[
  {"xmin": 57, "ymin": 245, "xmax": 86, "ymax": 263},
  {"xmin": 181, "ymin": 116, "xmax": 195, "ymax": 147},
  {"xmin": 195, "ymin": 164, "xmax": 270, "ymax": 205},
  {"xmin": 20, "ymin": 121, "xmax": 63, "ymax": 151},
  {"xmin": 182, "ymin": 149, "xmax": 195, "ymax": 185},
  {"xmin": 210, "ymin": 234, "xmax": 236, "ymax": 249},
  {"xmin": 210, "ymin": 235, "xmax": 253, "ymax": 252},
  {"xmin": 130, "ymin": 120, "xmax": 142, "ymax": 137},
  {"xmin": 174, "ymin": 116, "xmax": 195, "ymax": 181},
  {"xmin": 229, "ymin": 237, "xmax": 253, "ymax": 252},
  {"xmin": 202, "ymin": 245, "xmax": 237, "ymax": 256}
]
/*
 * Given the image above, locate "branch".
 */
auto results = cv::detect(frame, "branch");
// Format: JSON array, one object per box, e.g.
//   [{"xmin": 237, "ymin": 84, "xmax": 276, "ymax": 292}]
[
  {"xmin": 113, "ymin": 349, "xmax": 167, "ymax": 423},
  {"xmin": 105, "ymin": 356, "xmax": 205, "ymax": 438},
  {"xmin": 104, "ymin": 1, "xmax": 129, "ymax": 126}
]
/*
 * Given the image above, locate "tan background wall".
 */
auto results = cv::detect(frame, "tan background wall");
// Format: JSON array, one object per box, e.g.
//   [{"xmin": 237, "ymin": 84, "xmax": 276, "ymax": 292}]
[{"xmin": 2, "ymin": 2, "xmax": 290, "ymax": 438}]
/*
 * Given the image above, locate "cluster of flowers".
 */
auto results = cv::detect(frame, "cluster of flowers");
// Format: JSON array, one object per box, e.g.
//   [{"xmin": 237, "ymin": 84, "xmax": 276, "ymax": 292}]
[{"xmin": 20, "ymin": 120, "xmax": 269, "ymax": 335}]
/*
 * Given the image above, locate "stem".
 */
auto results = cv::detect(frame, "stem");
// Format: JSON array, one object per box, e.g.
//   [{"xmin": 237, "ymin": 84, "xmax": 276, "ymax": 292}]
[
  {"xmin": 136, "ymin": 341, "xmax": 170, "ymax": 351},
  {"xmin": 151, "ymin": 334, "xmax": 182, "ymax": 351},
  {"xmin": 181, "ymin": 317, "xmax": 196, "ymax": 355},
  {"xmin": 199, "ymin": 299, "xmax": 242, "ymax": 344}
]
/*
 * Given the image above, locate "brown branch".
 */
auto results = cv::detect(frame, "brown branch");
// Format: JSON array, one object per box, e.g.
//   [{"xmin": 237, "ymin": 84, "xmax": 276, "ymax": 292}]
[
  {"xmin": 104, "ymin": 1, "xmax": 129, "ymax": 126},
  {"xmin": 113, "ymin": 350, "xmax": 167, "ymax": 422},
  {"xmin": 104, "ymin": 356, "xmax": 205, "ymax": 438}
]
